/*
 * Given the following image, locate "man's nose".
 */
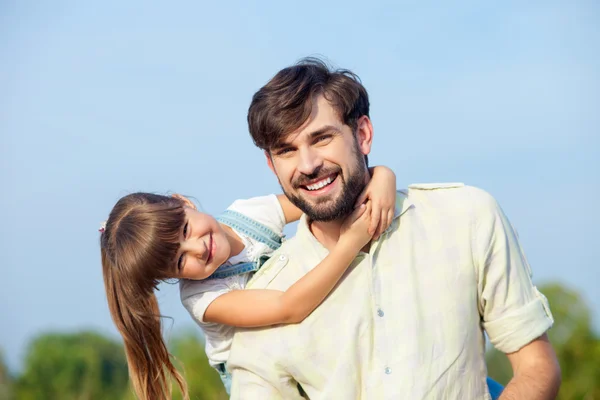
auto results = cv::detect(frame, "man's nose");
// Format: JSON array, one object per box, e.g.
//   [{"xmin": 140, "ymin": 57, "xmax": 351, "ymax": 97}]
[{"xmin": 297, "ymin": 148, "xmax": 322, "ymax": 176}]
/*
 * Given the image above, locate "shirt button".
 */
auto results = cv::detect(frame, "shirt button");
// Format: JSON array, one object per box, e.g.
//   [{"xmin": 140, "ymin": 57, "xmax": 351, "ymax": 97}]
[
  {"xmin": 385, "ymin": 367, "xmax": 392, "ymax": 375},
  {"xmin": 279, "ymin": 255, "xmax": 287, "ymax": 261},
  {"xmin": 377, "ymin": 308, "xmax": 384, "ymax": 317}
]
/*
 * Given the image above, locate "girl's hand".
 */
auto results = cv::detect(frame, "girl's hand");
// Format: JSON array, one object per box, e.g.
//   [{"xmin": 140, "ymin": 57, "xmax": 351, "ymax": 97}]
[
  {"xmin": 339, "ymin": 202, "xmax": 373, "ymax": 251},
  {"xmin": 354, "ymin": 166, "xmax": 397, "ymax": 240}
]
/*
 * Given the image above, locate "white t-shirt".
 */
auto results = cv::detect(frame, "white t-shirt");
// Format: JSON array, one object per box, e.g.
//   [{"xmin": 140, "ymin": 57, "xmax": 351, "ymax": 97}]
[{"xmin": 179, "ymin": 194, "xmax": 286, "ymax": 367}]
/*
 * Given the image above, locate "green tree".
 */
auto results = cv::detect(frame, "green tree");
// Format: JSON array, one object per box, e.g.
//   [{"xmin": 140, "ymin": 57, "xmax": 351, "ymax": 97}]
[
  {"xmin": 14, "ymin": 331, "xmax": 129, "ymax": 400},
  {"xmin": 486, "ymin": 283, "xmax": 600, "ymax": 399},
  {"xmin": 170, "ymin": 331, "xmax": 228, "ymax": 400},
  {"xmin": 120, "ymin": 330, "xmax": 229, "ymax": 400},
  {"xmin": 0, "ymin": 350, "xmax": 12, "ymax": 400}
]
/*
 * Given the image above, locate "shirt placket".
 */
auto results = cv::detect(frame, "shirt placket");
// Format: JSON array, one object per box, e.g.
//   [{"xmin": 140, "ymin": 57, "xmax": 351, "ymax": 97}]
[{"xmin": 367, "ymin": 239, "xmax": 394, "ymax": 394}]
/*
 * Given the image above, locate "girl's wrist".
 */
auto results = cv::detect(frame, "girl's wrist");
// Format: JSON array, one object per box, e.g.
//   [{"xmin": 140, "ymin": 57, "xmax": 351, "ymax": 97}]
[{"xmin": 336, "ymin": 236, "xmax": 362, "ymax": 255}]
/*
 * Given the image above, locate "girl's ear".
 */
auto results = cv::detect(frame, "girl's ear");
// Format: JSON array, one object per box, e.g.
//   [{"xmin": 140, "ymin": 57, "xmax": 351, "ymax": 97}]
[{"xmin": 172, "ymin": 194, "xmax": 197, "ymax": 210}]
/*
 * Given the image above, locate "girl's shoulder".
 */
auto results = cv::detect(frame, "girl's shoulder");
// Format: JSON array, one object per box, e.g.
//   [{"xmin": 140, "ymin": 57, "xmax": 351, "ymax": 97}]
[
  {"xmin": 218, "ymin": 195, "xmax": 286, "ymax": 258},
  {"xmin": 223, "ymin": 194, "xmax": 286, "ymax": 235}
]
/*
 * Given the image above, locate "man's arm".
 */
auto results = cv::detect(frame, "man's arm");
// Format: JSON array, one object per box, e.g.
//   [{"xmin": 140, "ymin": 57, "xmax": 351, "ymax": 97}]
[
  {"xmin": 470, "ymin": 187, "xmax": 560, "ymax": 398},
  {"xmin": 499, "ymin": 333, "xmax": 561, "ymax": 400}
]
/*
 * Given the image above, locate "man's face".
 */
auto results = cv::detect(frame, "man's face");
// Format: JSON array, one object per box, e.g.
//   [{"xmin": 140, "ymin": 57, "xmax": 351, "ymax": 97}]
[{"xmin": 267, "ymin": 95, "xmax": 373, "ymax": 222}]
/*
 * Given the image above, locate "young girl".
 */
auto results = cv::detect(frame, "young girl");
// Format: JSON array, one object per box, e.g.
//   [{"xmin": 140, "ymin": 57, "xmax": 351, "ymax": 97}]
[{"xmin": 100, "ymin": 166, "xmax": 397, "ymax": 400}]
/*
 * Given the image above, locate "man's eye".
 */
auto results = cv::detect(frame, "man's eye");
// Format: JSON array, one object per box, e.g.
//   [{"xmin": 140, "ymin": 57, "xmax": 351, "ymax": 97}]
[
  {"xmin": 277, "ymin": 148, "xmax": 294, "ymax": 155},
  {"xmin": 316, "ymin": 135, "xmax": 332, "ymax": 143}
]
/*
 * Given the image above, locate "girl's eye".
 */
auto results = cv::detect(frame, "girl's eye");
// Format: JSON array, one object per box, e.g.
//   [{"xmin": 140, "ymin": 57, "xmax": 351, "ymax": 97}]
[{"xmin": 183, "ymin": 222, "xmax": 188, "ymax": 238}]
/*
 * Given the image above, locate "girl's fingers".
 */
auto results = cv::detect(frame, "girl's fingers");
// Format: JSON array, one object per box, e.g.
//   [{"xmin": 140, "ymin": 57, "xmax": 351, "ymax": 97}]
[
  {"xmin": 346, "ymin": 203, "xmax": 366, "ymax": 225},
  {"xmin": 354, "ymin": 190, "xmax": 368, "ymax": 209},
  {"xmin": 369, "ymin": 203, "xmax": 380, "ymax": 236},
  {"xmin": 377, "ymin": 212, "xmax": 388, "ymax": 239},
  {"xmin": 353, "ymin": 203, "xmax": 367, "ymax": 221},
  {"xmin": 377, "ymin": 211, "xmax": 388, "ymax": 240},
  {"xmin": 375, "ymin": 208, "xmax": 394, "ymax": 240}
]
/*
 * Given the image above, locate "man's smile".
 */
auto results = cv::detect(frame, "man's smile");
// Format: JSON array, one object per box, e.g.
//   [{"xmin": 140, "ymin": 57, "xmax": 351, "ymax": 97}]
[{"xmin": 299, "ymin": 173, "xmax": 339, "ymax": 196}]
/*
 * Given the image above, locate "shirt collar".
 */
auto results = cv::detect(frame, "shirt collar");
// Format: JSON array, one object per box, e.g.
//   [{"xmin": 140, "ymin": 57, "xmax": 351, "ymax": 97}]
[
  {"xmin": 297, "ymin": 191, "xmax": 414, "ymax": 250},
  {"xmin": 394, "ymin": 189, "xmax": 413, "ymax": 219}
]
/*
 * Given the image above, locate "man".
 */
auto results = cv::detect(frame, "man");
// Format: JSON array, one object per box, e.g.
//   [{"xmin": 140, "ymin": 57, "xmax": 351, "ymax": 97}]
[{"xmin": 227, "ymin": 58, "xmax": 561, "ymax": 399}]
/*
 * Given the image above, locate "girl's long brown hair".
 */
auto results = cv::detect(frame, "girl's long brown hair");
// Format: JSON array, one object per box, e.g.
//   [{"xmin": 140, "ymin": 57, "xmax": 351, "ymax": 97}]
[{"xmin": 100, "ymin": 193, "xmax": 189, "ymax": 400}]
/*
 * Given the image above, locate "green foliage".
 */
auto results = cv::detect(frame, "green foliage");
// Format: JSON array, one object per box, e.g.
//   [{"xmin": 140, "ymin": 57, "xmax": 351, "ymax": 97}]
[
  {"xmin": 6, "ymin": 281, "xmax": 598, "ymax": 399},
  {"xmin": 14, "ymin": 331, "xmax": 129, "ymax": 400},
  {"xmin": 486, "ymin": 283, "xmax": 600, "ymax": 400},
  {"xmin": 169, "ymin": 331, "xmax": 228, "ymax": 400},
  {"xmin": 485, "ymin": 346, "xmax": 513, "ymax": 386},
  {"xmin": 0, "ymin": 351, "xmax": 13, "ymax": 400},
  {"xmin": 11, "ymin": 330, "xmax": 227, "ymax": 400}
]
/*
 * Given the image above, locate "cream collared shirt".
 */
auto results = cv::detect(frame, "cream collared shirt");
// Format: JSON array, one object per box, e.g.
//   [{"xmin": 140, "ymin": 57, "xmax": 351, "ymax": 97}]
[{"xmin": 228, "ymin": 184, "xmax": 553, "ymax": 400}]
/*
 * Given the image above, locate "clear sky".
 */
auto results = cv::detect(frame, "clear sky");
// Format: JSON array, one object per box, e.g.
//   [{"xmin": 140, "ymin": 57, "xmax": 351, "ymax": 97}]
[{"xmin": 1, "ymin": 1, "xmax": 598, "ymax": 371}]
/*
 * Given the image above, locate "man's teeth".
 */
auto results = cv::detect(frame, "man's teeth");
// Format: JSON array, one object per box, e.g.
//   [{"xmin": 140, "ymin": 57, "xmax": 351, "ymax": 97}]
[{"xmin": 306, "ymin": 176, "xmax": 333, "ymax": 191}]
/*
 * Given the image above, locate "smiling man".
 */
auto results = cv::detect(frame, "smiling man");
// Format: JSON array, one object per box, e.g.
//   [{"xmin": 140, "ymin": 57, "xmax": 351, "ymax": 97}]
[
  {"xmin": 267, "ymin": 95, "xmax": 369, "ymax": 224},
  {"xmin": 227, "ymin": 58, "xmax": 561, "ymax": 399}
]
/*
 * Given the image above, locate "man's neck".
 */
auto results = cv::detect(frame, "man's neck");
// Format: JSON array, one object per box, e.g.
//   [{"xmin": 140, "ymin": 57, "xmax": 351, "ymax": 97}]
[
  {"xmin": 309, "ymin": 168, "xmax": 372, "ymax": 252},
  {"xmin": 309, "ymin": 219, "xmax": 345, "ymax": 252}
]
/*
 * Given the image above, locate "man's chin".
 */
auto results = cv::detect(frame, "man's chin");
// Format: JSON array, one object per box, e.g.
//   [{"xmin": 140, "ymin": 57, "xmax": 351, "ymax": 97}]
[
  {"xmin": 302, "ymin": 199, "xmax": 354, "ymax": 222},
  {"xmin": 286, "ymin": 177, "xmax": 362, "ymax": 222}
]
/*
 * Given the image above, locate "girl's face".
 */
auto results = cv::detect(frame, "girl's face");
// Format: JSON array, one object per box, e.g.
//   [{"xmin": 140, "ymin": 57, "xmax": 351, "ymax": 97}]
[{"xmin": 174, "ymin": 207, "xmax": 231, "ymax": 280}]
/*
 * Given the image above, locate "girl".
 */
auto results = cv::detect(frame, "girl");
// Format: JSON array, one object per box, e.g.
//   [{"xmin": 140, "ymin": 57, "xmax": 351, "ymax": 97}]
[{"xmin": 100, "ymin": 166, "xmax": 397, "ymax": 400}]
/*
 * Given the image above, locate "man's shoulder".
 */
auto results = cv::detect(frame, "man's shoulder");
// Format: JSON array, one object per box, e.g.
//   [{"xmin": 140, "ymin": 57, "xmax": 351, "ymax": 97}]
[
  {"xmin": 246, "ymin": 236, "xmax": 307, "ymax": 289},
  {"xmin": 407, "ymin": 182, "xmax": 466, "ymax": 191},
  {"xmin": 406, "ymin": 182, "xmax": 500, "ymax": 215}
]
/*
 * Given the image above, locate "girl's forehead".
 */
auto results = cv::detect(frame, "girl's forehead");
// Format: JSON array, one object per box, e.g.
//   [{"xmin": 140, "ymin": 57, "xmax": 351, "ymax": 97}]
[{"xmin": 184, "ymin": 207, "xmax": 208, "ymax": 219}]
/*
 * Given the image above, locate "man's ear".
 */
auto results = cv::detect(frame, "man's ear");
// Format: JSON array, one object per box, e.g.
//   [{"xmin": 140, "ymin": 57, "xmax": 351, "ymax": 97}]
[
  {"xmin": 355, "ymin": 115, "xmax": 374, "ymax": 157},
  {"xmin": 265, "ymin": 150, "xmax": 276, "ymax": 175}
]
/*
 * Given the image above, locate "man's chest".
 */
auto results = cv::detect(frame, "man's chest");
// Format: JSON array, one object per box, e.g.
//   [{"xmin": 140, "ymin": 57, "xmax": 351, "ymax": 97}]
[{"xmin": 274, "ymin": 231, "xmax": 482, "ymax": 390}]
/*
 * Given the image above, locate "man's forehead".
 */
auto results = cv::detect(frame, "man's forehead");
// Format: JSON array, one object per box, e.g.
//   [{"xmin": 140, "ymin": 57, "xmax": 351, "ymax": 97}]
[{"xmin": 273, "ymin": 96, "xmax": 345, "ymax": 147}]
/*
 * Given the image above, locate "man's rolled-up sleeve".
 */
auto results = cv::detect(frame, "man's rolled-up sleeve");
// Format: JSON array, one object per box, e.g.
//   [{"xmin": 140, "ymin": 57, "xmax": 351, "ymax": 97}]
[{"xmin": 473, "ymin": 190, "xmax": 554, "ymax": 354}]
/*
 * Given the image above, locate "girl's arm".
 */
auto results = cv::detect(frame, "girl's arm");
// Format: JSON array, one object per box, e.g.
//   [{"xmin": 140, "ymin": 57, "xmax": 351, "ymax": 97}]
[
  {"xmin": 203, "ymin": 203, "xmax": 375, "ymax": 327},
  {"xmin": 277, "ymin": 195, "xmax": 303, "ymax": 224}
]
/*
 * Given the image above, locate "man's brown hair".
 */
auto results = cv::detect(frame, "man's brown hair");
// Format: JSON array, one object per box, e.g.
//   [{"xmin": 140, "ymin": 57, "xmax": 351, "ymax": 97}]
[{"xmin": 248, "ymin": 57, "xmax": 370, "ymax": 151}]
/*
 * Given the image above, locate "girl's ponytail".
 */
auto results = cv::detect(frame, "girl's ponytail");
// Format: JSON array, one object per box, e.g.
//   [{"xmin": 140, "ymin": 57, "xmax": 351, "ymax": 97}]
[{"xmin": 100, "ymin": 193, "xmax": 189, "ymax": 400}]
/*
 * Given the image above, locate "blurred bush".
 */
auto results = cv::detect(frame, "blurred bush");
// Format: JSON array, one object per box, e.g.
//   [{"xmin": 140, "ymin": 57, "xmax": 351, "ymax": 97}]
[{"xmin": 1, "ymin": 282, "xmax": 597, "ymax": 399}]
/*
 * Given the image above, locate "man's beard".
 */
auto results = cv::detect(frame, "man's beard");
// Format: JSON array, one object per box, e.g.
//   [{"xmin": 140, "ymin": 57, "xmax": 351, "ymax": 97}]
[{"xmin": 282, "ymin": 151, "xmax": 368, "ymax": 222}]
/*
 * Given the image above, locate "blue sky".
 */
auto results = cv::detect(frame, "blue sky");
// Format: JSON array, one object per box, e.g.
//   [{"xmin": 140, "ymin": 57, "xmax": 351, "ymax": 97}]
[{"xmin": 1, "ymin": 1, "xmax": 598, "ymax": 371}]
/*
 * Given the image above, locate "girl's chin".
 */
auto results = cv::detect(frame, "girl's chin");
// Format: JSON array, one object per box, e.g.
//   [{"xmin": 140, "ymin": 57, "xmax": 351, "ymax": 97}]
[{"xmin": 213, "ymin": 255, "xmax": 227, "ymax": 269}]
